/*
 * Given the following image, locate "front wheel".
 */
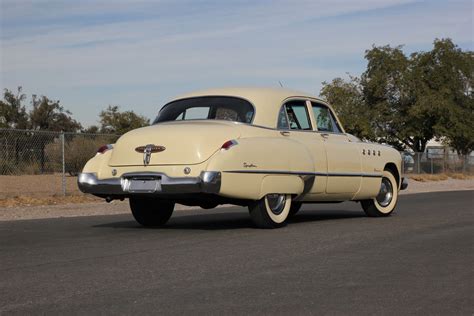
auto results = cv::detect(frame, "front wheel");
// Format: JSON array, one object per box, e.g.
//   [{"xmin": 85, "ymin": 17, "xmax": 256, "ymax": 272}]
[
  {"xmin": 361, "ymin": 170, "xmax": 398, "ymax": 217},
  {"xmin": 248, "ymin": 194, "xmax": 292, "ymax": 228},
  {"xmin": 129, "ymin": 197, "xmax": 175, "ymax": 227}
]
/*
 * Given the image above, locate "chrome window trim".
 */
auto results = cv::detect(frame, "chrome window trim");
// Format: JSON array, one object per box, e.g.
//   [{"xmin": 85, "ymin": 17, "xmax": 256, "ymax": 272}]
[
  {"xmin": 277, "ymin": 104, "xmax": 291, "ymax": 130},
  {"xmin": 306, "ymin": 97, "xmax": 346, "ymax": 133},
  {"xmin": 310, "ymin": 101, "xmax": 343, "ymax": 134},
  {"xmin": 154, "ymin": 95, "xmax": 257, "ymax": 125},
  {"xmin": 276, "ymin": 97, "xmax": 313, "ymax": 131}
]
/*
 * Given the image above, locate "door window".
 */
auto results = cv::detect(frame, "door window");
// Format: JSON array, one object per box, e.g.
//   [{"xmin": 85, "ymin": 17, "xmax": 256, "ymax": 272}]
[
  {"xmin": 311, "ymin": 103, "xmax": 341, "ymax": 133},
  {"xmin": 278, "ymin": 100, "xmax": 312, "ymax": 130}
]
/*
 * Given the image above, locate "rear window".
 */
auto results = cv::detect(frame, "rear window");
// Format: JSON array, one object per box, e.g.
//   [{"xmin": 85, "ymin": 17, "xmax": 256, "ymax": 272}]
[{"xmin": 153, "ymin": 96, "xmax": 254, "ymax": 124}]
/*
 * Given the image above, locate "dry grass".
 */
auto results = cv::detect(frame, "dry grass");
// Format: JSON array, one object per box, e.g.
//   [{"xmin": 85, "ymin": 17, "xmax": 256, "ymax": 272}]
[
  {"xmin": 408, "ymin": 173, "xmax": 473, "ymax": 182},
  {"xmin": 409, "ymin": 174, "xmax": 449, "ymax": 182},
  {"xmin": 0, "ymin": 174, "xmax": 99, "ymax": 207},
  {"xmin": 0, "ymin": 195, "xmax": 101, "ymax": 208},
  {"xmin": 448, "ymin": 173, "xmax": 473, "ymax": 180},
  {"xmin": 0, "ymin": 174, "xmax": 82, "ymax": 199}
]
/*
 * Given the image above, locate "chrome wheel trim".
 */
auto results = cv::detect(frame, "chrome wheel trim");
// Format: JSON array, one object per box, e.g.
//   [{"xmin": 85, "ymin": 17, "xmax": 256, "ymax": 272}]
[
  {"xmin": 266, "ymin": 194, "xmax": 286, "ymax": 215},
  {"xmin": 376, "ymin": 177, "xmax": 393, "ymax": 207}
]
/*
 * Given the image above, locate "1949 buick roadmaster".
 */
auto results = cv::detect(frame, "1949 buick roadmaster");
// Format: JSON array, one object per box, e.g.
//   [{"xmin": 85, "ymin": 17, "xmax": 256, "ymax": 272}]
[{"xmin": 78, "ymin": 87, "xmax": 408, "ymax": 228}]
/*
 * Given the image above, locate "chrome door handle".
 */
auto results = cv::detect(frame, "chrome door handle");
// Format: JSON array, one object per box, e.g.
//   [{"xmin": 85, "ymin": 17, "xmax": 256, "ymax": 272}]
[{"xmin": 280, "ymin": 131, "xmax": 290, "ymax": 136}]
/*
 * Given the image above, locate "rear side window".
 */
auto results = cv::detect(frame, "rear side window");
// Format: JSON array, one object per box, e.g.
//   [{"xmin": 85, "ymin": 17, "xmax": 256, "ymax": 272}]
[
  {"xmin": 311, "ymin": 102, "xmax": 341, "ymax": 133},
  {"xmin": 154, "ymin": 96, "xmax": 254, "ymax": 124},
  {"xmin": 277, "ymin": 100, "xmax": 312, "ymax": 130}
]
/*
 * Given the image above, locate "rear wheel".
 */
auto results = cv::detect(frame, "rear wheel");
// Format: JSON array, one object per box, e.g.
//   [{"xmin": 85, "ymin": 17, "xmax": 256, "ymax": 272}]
[
  {"xmin": 361, "ymin": 170, "xmax": 398, "ymax": 217},
  {"xmin": 248, "ymin": 194, "xmax": 292, "ymax": 228},
  {"xmin": 129, "ymin": 197, "xmax": 175, "ymax": 227}
]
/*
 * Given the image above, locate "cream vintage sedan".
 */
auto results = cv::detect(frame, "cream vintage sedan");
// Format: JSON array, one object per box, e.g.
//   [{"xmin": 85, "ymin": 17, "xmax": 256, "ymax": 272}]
[{"xmin": 78, "ymin": 87, "xmax": 408, "ymax": 228}]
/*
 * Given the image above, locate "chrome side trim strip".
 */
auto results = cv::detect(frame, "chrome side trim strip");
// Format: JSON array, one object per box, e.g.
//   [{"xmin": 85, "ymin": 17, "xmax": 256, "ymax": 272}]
[
  {"xmin": 225, "ymin": 170, "xmax": 324, "ymax": 176},
  {"xmin": 329, "ymin": 172, "xmax": 382, "ymax": 178},
  {"xmin": 223, "ymin": 170, "xmax": 382, "ymax": 178}
]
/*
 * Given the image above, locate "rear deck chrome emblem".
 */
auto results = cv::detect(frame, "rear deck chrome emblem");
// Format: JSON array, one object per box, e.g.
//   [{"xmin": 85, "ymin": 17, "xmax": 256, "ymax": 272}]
[{"xmin": 135, "ymin": 144, "xmax": 166, "ymax": 166}]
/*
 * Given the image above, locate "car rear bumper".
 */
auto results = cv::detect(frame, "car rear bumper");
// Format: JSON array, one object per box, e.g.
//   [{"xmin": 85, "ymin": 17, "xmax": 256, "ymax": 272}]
[{"xmin": 77, "ymin": 171, "xmax": 221, "ymax": 196}]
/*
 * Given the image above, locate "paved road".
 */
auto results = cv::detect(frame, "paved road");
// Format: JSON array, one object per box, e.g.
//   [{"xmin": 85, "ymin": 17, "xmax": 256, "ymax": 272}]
[{"xmin": 1, "ymin": 191, "xmax": 473, "ymax": 315}]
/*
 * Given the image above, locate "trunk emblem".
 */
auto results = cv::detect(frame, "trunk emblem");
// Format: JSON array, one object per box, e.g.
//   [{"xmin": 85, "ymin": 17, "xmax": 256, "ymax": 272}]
[{"xmin": 135, "ymin": 144, "xmax": 166, "ymax": 166}]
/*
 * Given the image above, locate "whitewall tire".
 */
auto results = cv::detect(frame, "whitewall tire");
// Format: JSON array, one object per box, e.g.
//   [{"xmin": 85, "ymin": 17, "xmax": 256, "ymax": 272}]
[
  {"xmin": 249, "ymin": 194, "xmax": 292, "ymax": 228},
  {"xmin": 361, "ymin": 170, "xmax": 398, "ymax": 217}
]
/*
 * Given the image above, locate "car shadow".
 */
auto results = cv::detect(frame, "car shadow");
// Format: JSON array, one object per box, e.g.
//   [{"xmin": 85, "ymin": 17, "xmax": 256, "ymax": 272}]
[
  {"xmin": 93, "ymin": 209, "xmax": 365, "ymax": 231},
  {"xmin": 289, "ymin": 210, "xmax": 366, "ymax": 224},
  {"xmin": 94, "ymin": 212, "xmax": 252, "ymax": 230}
]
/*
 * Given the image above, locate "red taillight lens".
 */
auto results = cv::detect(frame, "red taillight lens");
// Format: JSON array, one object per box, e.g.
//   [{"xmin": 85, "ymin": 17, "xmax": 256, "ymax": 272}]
[
  {"xmin": 97, "ymin": 144, "xmax": 113, "ymax": 154},
  {"xmin": 221, "ymin": 140, "xmax": 238, "ymax": 150}
]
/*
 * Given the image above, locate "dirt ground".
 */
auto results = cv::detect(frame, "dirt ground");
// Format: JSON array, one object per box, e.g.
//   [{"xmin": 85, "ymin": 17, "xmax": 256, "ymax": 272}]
[
  {"xmin": 0, "ymin": 174, "xmax": 82, "ymax": 199},
  {"xmin": 403, "ymin": 177, "xmax": 474, "ymax": 194}
]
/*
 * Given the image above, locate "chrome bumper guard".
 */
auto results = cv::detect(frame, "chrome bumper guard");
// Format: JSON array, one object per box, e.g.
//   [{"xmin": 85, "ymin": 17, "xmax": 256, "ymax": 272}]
[
  {"xmin": 400, "ymin": 177, "xmax": 408, "ymax": 190},
  {"xmin": 77, "ymin": 171, "xmax": 221, "ymax": 196}
]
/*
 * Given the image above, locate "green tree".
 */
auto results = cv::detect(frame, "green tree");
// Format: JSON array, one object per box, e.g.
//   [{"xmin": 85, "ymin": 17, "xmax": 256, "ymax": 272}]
[
  {"xmin": 360, "ymin": 44, "xmax": 428, "ymax": 151},
  {"xmin": 321, "ymin": 38, "xmax": 473, "ymax": 154},
  {"xmin": 320, "ymin": 77, "xmax": 374, "ymax": 140},
  {"xmin": 411, "ymin": 39, "xmax": 473, "ymax": 155},
  {"xmin": 0, "ymin": 87, "xmax": 29, "ymax": 129},
  {"xmin": 99, "ymin": 105, "xmax": 149, "ymax": 134},
  {"xmin": 82, "ymin": 125, "xmax": 100, "ymax": 134},
  {"xmin": 29, "ymin": 95, "xmax": 82, "ymax": 132}
]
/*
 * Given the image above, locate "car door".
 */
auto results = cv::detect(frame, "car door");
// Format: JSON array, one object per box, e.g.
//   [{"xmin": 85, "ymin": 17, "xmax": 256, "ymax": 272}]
[
  {"xmin": 277, "ymin": 100, "xmax": 327, "ymax": 193},
  {"xmin": 310, "ymin": 102, "xmax": 362, "ymax": 194}
]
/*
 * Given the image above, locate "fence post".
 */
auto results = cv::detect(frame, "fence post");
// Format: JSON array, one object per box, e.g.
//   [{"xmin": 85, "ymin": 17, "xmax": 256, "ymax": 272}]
[
  {"xmin": 61, "ymin": 132, "xmax": 66, "ymax": 196},
  {"xmin": 417, "ymin": 152, "xmax": 421, "ymax": 174},
  {"xmin": 462, "ymin": 155, "xmax": 466, "ymax": 173},
  {"xmin": 401, "ymin": 156, "xmax": 404, "ymax": 174}
]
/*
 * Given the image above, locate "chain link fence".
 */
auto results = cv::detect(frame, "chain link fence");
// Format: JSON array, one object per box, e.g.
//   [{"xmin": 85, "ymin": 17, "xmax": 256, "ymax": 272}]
[
  {"xmin": 0, "ymin": 128, "xmax": 119, "ymax": 198},
  {"xmin": 0, "ymin": 128, "xmax": 473, "ymax": 198},
  {"xmin": 401, "ymin": 151, "xmax": 474, "ymax": 175}
]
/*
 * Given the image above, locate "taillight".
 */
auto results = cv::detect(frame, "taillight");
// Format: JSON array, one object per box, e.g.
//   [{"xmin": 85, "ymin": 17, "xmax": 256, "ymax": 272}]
[
  {"xmin": 97, "ymin": 144, "xmax": 113, "ymax": 154},
  {"xmin": 221, "ymin": 140, "xmax": 238, "ymax": 150}
]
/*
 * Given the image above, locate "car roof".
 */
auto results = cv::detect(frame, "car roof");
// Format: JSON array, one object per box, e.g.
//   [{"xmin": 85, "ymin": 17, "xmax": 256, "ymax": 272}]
[{"xmin": 170, "ymin": 87, "xmax": 331, "ymax": 128}]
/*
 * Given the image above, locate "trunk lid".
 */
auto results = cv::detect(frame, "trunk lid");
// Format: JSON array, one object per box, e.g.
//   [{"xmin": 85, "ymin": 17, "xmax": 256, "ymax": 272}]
[{"xmin": 108, "ymin": 121, "xmax": 240, "ymax": 166}]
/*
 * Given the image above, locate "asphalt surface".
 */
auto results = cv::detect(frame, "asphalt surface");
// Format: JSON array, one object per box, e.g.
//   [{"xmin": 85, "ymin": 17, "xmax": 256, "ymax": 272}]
[{"xmin": 0, "ymin": 191, "xmax": 473, "ymax": 315}]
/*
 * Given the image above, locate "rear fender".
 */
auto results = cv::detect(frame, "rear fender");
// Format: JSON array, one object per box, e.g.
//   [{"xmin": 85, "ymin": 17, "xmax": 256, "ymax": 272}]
[
  {"xmin": 260, "ymin": 175, "xmax": 304, "ymax": 198},
  {"xmin": 206, "ymin": 137, "xmax": 314, "ymax": 199},
  {"xmin": 82, "ymin": 150, "xmax": 113, "ymax": 177}
]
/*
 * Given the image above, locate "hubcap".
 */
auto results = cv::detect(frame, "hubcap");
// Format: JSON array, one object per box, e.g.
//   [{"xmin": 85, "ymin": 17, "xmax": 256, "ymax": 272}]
[
  {"xmin": 266, "ymin": 194, "xmax": 286, "ymax": 215},
  {"xmin": 376, "ymin": 177, "xmax": 393, "ymax": 207}
]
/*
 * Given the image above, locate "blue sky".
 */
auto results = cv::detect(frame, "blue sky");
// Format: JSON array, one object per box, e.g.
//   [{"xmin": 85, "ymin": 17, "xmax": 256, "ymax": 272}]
[{"xmin": 1, "ymin": 0, "xmax": 472, "ymax": 127}]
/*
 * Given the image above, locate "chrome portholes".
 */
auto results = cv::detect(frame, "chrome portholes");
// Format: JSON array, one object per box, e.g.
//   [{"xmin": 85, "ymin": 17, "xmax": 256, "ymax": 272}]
[
  {"xmin": 362, "ymin": 149, "xmax": 381, "ymax": 156},
  {"xmin": 376, "ymin": 177, "xmax": 393, "ymax": 207},
  {"xmin": 266, "ymin": 194, "xmax": 286, "ymax": 215}
]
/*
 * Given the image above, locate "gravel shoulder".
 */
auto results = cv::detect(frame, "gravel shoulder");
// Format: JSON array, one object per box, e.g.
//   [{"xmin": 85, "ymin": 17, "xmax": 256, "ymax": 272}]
[
  {"xmin": 402, "ymin": 177, "xmax": 474, "ymax": 194},
  {"xmin": 1, "ymin": 178, "xmax": 472, "ymax": 221}
]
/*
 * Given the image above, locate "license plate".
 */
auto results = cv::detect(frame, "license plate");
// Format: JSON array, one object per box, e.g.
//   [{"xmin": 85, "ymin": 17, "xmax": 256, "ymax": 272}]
[{"xmin": 127, "ymin": 179, "xmax": 161, "ymax": 193}]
